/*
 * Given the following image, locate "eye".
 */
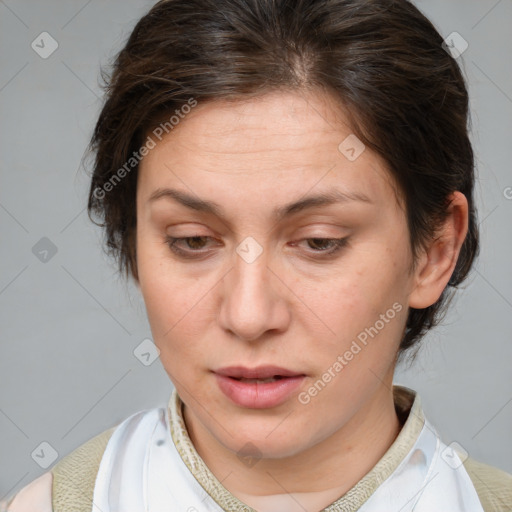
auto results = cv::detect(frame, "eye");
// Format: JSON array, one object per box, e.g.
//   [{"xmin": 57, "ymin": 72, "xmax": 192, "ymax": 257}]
[
  {"xmin": 163, "ymin": 235, "xmax": 349, "ymax": 259},
  {"xmin": 164, "ymin": 235, "xmax": 213, "ymax": 258},
  {"xmin": 296, "ymin": 237, "xmax": 348, "ymax": 256}
]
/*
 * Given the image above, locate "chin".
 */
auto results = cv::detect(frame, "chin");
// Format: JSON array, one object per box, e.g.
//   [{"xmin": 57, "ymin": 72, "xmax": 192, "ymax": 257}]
[
  {"xmin": 211, "ymin": 413, "xmax": 314, "ymax": 459},
  {"xmin": 222, "ymin": 432, "xmax": 307, "ymax": 461}
]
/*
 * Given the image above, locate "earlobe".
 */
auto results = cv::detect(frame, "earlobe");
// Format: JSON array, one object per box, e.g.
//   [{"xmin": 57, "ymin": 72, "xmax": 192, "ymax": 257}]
[{"xmin": 408, "ymin": 191, "xmax": 469, "ymax": 309}]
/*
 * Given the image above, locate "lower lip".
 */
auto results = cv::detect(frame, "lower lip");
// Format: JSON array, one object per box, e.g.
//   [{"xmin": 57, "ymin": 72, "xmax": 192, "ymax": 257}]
[{"xmin": 214, "ymin": 374, "xmax": 305, "ymax": 409}]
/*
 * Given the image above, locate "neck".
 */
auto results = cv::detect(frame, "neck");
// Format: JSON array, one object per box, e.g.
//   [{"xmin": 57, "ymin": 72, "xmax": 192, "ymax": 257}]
[{"xmin": 182, "ymin": 381, "xmax": 401, "ymax": 511}]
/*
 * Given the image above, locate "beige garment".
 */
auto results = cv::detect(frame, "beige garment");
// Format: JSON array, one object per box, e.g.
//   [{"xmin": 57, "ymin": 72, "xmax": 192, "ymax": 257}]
[
  {"xmin": 3, "ymin": 387, "xmax": 511, "ymax": 512},
  {"xmin": 2, "ymin": 426, "xmax": 116, "ymax": 512}
]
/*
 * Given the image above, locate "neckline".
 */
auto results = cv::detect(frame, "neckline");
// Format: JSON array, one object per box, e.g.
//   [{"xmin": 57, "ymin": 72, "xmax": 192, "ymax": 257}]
[{"xmin": 167, "ymin": 385, "xmax": 425, "ymax": 511}]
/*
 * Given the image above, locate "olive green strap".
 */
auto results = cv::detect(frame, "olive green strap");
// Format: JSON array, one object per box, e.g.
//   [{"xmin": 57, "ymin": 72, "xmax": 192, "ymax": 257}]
[{"xmin": 51, "ymin": 426, "xmax": 116, "ymax": 512}]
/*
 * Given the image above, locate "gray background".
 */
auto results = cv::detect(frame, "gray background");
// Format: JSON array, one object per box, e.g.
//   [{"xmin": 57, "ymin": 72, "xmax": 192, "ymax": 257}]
[{"xmin": 1, "ymin": 0, "xmax": 511, "ymax": 500}]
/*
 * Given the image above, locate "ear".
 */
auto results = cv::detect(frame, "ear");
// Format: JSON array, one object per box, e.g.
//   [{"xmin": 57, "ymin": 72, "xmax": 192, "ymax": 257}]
[{"xmin": 408, "ymin": 191, "xmax": 469, "ymax": 309}]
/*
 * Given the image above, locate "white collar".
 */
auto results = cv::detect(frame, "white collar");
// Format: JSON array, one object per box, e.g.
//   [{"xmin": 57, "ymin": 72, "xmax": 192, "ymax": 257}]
[{"xmin": 92, "ymin": 385, "xmax": 484, "ymax": 511}]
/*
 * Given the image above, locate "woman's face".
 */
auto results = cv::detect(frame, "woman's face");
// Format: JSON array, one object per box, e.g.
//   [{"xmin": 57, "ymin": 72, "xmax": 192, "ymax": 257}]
[{"xmin": 136, "ymin": 89, "xmax": 416, "ymax": 458}]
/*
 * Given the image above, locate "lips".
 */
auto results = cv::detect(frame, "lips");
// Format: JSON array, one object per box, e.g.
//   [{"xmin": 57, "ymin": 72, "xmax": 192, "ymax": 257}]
[
  {"xmin": 214, "ymin": 365, "xmax": 305, "ymax": 379},
  {"xmin": 233, "ymin": 376, "xmax": 282, "ymax": 383},
  {"xmin": 213, "ymin": 365, "xmax": 306, "ymax": 408}
]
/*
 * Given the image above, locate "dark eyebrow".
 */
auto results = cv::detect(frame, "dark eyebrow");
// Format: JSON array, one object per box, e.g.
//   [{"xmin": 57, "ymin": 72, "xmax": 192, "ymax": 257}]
[{"xmin": 148, "ymin": 187, "xmax": 372, "ymax": 221}]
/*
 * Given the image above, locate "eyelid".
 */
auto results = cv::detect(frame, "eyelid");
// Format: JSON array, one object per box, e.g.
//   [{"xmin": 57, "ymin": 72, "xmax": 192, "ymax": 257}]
[{"xmin": 163, "ymin": 234, "xmax": 349, "ymax": 259}]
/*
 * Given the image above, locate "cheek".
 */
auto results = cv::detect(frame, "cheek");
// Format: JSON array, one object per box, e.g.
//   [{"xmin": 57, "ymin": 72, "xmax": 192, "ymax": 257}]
[
  {"xmin": 141, "ymin": 273, "xmax": 210, "ymax": 341},
  {"xmin": 302, "ymin": 253, "xmax": 404, "ymax": 324},
  {"xmin": 297, "ymin": 249, "xmax": 409, "ymax": 364},
  {"xmin": 136, "ymin": 231, "xmax": 207, "ymax": 341},
  {"xmin": 140, "ymin": 273, "xmax": 212, "ymax": 380}
]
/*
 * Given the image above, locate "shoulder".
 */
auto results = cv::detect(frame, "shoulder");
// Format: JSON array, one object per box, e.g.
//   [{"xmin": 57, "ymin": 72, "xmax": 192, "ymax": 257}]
[
  {"xmin": 1, "ymin": 425, "xmax": 117, "ymax": 512},
  {"xmin": 0, "ymin": 472, "xmax": 53, "ymax": 512},
  {"xmin": 51, "ymin": 425, "xmax": 117, "ymax": 511},
  {"xmin": 462, "ymin": 456, "xmax": 512, "ymax": 512}
]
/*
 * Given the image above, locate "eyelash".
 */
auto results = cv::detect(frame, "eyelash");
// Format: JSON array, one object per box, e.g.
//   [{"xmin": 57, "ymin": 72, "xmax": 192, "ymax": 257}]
[{"xmin": 163, "ymin": 235, "xmax": 348, "ymax": 259}]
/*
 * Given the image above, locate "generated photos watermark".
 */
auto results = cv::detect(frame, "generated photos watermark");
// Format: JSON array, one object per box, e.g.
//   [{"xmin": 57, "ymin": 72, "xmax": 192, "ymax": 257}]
[
  {"xmin": 93, "ymin": 97, "xmax": 197, "ymax": 200},
  {"xmin": 298, "ymin": 302, "xmax": 403, "ymax": 405}
]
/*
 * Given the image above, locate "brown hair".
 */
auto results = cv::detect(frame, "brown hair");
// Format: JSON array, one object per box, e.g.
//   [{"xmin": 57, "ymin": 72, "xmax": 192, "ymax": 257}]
[{"xmin": 87, "ymin": 0, "xmax": 479, "ymax": 357}]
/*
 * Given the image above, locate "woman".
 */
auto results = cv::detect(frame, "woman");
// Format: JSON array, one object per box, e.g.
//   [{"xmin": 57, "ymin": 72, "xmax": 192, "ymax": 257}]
[{"xmin": 4, "ymin": 0, "xmax": 511, "ymax": 510}]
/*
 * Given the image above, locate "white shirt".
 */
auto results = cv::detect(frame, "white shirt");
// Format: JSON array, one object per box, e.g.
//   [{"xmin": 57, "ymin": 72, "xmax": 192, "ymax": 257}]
[{"xmin": 4, "ymin": 386, "xmax": 486, "ymax": 512}]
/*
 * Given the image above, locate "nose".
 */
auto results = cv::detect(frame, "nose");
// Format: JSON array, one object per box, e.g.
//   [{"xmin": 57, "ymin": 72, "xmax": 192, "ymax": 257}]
[{"xmin": 218, "ymin": 240, "xmax": 291, "ymax": 342}]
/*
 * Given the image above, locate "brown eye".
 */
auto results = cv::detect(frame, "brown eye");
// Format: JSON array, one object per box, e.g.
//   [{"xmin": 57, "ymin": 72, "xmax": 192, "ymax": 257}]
[
  {"xmin": 164, "ymin": 235, "xmax": 214, "ymax": 258},
  {"xmin": 164, "ymin": 235, "xmax": 349, "ymax": 260},
  {"xmin": 181, "ymin": 236, "xmax": 209, "ymax": 250},
  {"xmin": 301, "ymin": 237, "xmax": 348, "ymax": 255}
]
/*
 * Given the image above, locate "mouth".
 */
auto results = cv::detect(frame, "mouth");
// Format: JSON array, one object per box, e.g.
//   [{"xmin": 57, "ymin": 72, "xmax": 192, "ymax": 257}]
[
  {"xmin": 229, "ymin": 376, "xmax": 286, "ymax": 383},
  {"xmin": 213, "ymin": 365, "xmax": 306, "ymax": 408},
  {"xmin": 214, "ymin": 365, "xmax": 305, "ymax": 380}
]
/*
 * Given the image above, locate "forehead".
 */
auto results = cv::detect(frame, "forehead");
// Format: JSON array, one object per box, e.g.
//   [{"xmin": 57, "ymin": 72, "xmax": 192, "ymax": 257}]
[
  {"xmin": 148, "ymin": 90, "xmax": 354, "ymax": 159},
  {"xmin": 138, "ymin": 90, "xmax": 401, "ymax": 212}
]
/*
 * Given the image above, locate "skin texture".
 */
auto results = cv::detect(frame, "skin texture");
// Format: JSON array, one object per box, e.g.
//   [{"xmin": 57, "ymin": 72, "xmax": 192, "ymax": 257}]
[
  {"xmin": 5, "ymin": 472, "xmax": 53, "ymax": 512},
  {"xmin": 135, "ymin": 89, "xmax": 468, "ymax": 511}
]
